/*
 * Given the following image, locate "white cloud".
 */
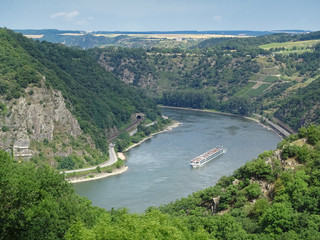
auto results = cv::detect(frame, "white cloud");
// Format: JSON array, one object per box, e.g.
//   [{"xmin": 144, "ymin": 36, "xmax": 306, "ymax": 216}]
[
  {"xmin": 213, "ymin": 15, "xmax": 222, "ymax": 22},
  {"xmin": 75, "ymin": 20, "xmax": 89, "ymax": 26},
  {"xmin": 50, "ymin": 11, "xmax": 79, "ymax": 21},
  {"xmin": 50, "ymin": 12, "xmax": 65, "ymax": 19}
]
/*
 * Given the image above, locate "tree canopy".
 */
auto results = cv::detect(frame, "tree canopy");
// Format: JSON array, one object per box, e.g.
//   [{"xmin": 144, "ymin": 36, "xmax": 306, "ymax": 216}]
[{"xmin": 1, "ymin": 125, "xmax": 320, "ymax": 239}]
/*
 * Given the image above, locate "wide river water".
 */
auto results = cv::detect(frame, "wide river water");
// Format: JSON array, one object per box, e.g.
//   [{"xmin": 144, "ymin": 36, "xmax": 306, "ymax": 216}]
[{"xmin": 74, "ymin": 108, "xmax": 281, "ymax": 213}]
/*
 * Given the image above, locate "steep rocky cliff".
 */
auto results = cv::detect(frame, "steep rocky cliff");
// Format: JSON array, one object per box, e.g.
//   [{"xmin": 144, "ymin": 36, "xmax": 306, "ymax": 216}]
[{"xmin": 0, "ymin": 83, "xmax": 95, "ymax": 166}]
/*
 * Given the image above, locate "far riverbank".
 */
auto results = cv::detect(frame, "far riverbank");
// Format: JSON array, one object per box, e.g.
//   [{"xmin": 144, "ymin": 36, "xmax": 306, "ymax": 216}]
[
  {"xmin": 123, "ymin": 121, "xmax": 181, "ymax": 153},
  {"xmin": 117, "ymin": 121, "xmax": 182, "ymax": 161},
  {"xmin": 159, "ymin": 106, "xmax": 292, "ymax": 139}
]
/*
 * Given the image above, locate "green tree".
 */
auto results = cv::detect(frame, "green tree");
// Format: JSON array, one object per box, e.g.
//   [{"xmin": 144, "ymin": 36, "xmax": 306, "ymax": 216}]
[
  {"xmin": 245, "ymin": 182, "xmax": 261, "ymax": 200},
  {"xmin": 260, "ymin": 202, "xmax": 294, "ymax": 235}
]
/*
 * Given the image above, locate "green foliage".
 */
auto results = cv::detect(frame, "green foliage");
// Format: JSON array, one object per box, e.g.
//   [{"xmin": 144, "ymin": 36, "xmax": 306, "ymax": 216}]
[
  {"xmin": 0, "ymin": 28, "xmax": 160, "ymax": 152},
  {"xmin": 58, "ymin": 156, "xmax": 75, "ymax": 170},
  {"xmin": 277, "ymin": 81, "xmax": 320, "ymax": 130},
  {"xmin": 57, "ymin": 155, "xmax": 84, "ymax": 170},
  {"xmin": 234, "ymin": 157, "xmax": 273, "ymax": 181},
  {"xmin": 260, "ymin": 202, "xmax": 294, "ymax": 235},
  {"xmin": 0, "ymin": 102, "xmax": 7, "ymax": 115},
  {"xmin": 245, "ymin": 182, "xmax": 261, "ymax": 200},
  {"xmin": 2, "ymin": 125, "xmax": 320, "ymax": 239},
  {"xmin": 1, "ymin": 126, "xmax": 9, "ymax": 132},
  {"xmin": 157, "ymin": 126, "xmax": 320, "ymax": 238},
  {"xmin": 115, "ymin": 117, "xmax": 171, "ymax": 152},
  {"xmin": 2, "ymin": 27, "xmax": 320, "ymax": 239},
  {"xmin": 250, "ymin": 198, "xmax": 270, "ymax": 220},
  {"xmin": 114, "ymin": 159, "xmax": 124, "ymax": 169},
  {"xmin": 93, "ymin": 32, "xmax": 320, "ymax": 130},
  {"xmin": 300, "ymin": 125, "xmax": 320, "ymax": 145},
  {"xmin": 0, "ymin": 150, "xmax": 102, "ymax": 240},
  {"xmin": 95, "ymin": 46, "xmax": 259, "ymax": 116},
  {"xmin": 66, "ymin": 208, "xmax": 210, "ymax": 240},
  {"xmin": 281, "ymin": 144, "xmax": 299, "ymax": 160}
]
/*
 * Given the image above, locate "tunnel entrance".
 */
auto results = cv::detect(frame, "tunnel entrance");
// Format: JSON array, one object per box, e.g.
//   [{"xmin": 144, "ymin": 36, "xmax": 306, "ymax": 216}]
[{"xmin": 135, "ymin": 113, "xmax": 144, "ymax": 121}]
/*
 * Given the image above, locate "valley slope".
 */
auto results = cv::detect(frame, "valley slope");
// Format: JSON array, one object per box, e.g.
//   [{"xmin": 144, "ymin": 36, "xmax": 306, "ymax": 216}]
[
  {"xmin": 93, "ymin": 31, "xmax": 320, "ymax": 131},
  {"xmin": 0, "ymin": 28, "xmax": 160, "ymax": 169}
]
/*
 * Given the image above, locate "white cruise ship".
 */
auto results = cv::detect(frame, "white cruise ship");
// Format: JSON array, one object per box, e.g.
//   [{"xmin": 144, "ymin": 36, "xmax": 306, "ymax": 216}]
[{"xmin": 190, "ymin": 146, "xmax": 224, "ymax": 168}]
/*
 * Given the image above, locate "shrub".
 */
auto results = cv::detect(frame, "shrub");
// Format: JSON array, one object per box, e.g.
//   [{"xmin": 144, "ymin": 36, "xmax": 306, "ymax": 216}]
[
  {"xmin": 1, "ymin": 126, "xmax": 9, "ymax": 132},
  {"xmin": 245, "ymin": 182, "xmax": 261, "ymax": 200},
  {"xmin": 58, "ymin": 156, "xmax": 75, "ymax": 170}
]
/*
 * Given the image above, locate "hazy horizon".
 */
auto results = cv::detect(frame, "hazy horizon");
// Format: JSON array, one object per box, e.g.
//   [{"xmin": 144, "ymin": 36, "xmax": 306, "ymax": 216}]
[{"xmin": 1, "ymin": 0, "xmax": 319, "ymax": 32}]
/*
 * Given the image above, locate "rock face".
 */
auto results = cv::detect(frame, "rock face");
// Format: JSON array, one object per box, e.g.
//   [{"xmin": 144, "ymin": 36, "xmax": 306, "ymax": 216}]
[
  {"xmin": 0, "ymin": 86, "xmax": 83, "ymax": 159},
  {"xmin": 98, "ymin": 54, "xmax": 156, "ymax": 89},
  {"xmin": 212, "ymin": 196, "xmax": 221, "ymax": 214}
]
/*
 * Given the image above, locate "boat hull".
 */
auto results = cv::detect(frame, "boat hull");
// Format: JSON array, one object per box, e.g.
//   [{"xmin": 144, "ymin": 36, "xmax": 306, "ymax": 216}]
[{"xmin": 190, "ymin": 147, "xmax": 224, "ymax": 168}]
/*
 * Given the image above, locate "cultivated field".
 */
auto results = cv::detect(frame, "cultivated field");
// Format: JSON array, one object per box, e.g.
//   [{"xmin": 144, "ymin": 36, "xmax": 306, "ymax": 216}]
[
  {"xmin": 24, "ymin": 34, "xmax": 44, "ymax": 39},
  {"xmin": 93, "ymin": 33, "xmax": 242, "ymax": 40},
  {"xmin": 259, "ymin": 39, "xmax": 320, "ymax": 54}
]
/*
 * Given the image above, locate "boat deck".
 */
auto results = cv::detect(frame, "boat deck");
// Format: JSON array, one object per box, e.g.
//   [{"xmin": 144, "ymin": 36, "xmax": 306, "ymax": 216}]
[{"xmin": 191, "ymin": 147, "xmax": 222, "ymax": 163}]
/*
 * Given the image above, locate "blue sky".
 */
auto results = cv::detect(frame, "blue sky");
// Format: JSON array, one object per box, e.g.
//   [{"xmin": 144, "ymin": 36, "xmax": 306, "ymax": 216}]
[{"xmin": 1, "ymin": 0, "xmax": 319, "ymax": 31}]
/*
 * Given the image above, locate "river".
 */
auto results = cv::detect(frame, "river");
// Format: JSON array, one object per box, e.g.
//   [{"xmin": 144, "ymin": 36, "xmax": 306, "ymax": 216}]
[{"xmin": 74, "ymin": 108, "xmax": 281, "ymax": 213}]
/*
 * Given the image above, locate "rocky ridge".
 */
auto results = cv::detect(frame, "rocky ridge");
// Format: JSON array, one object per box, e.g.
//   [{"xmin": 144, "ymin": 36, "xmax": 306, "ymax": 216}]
[{"xmin": 0, "ymin": 84, "xmax": 91, "ymax": 161}]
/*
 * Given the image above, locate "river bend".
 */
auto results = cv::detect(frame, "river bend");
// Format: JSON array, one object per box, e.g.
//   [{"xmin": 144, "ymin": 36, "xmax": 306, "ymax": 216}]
[{"xmin": 74, "ymin": 108, "xmax": 281, "ymax": 213}]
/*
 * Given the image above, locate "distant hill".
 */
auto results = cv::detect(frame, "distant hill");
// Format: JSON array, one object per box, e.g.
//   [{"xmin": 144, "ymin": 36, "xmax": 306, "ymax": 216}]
[
  {"xmin": 16, "ymin": 29, "xmax": 277, "ymax": 37},
  {"xmin": 14, "ymin": 29, "xmax": 282, "ymax": 49},
  {"xmin": 93, "ymin": 30, "xmax": 274, "ymax": 36},
  {"xmin": 94, "ymin": 30, "xmax": 320, "ymax": 131}
]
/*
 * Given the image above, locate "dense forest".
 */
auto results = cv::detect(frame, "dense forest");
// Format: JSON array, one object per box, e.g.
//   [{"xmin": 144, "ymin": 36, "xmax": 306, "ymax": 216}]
[
  {"xmin": 0, "ymin": 28, "xmax": 160, "ymax": 151},
  {"xmin": 13, "ymin": 29, "xmax": 320, "ymax": 132},
  {"xmin": 93, "ymin": 31, "xmax": 320, "ymax": 130},
  {"xmin": 1, "ymin": 125, "xmax": 319, "ymax": 239},
  {"xmin": 94, "ymin": 46, "xmax": 260, "ymax": 116}
]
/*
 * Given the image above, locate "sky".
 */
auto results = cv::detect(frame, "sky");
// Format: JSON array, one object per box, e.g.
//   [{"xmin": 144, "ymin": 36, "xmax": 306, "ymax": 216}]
[{"xmin": 1, "ymin": 0, "xmax": 320, "ymax": 31}]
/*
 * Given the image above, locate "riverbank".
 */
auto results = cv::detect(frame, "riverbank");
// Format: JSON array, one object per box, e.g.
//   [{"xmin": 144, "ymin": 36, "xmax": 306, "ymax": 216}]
[
  {"xmin": 74, "ymin": 108, "xmax": 281, "ymax": 212},
  {"xmin": 159, "ymin": 105, "xmax": 237, "ymax": 117},
  {"xmin": 160, "ymin": 106, "xmax": 291, "ymax": 139},
  {"xmin": 123, "ymin": 121, "xmax": 181, "ymax": 152},
  {"xmin": 69, "ymin": 120, "xmax": 181, "ymax": 183},
  {"xmin": 67, "ymin": 166, "xmax": 128, "ymax": 184}
]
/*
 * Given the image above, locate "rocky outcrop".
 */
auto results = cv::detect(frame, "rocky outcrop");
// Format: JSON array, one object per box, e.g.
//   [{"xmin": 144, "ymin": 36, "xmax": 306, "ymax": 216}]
[
  {"xmin": 212, "ymin": 196, "xmax": 221, "ymax": 214},
  {"xmin": 0, "ymin": 85, "xmax": 83, "ymax": 159},
  {"xmin": 98, "ymin": 54, "xmax": 156, "ymax": 89}
]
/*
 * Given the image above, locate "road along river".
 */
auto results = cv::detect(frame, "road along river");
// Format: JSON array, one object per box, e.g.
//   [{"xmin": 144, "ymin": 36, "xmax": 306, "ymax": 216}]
[{"xmin": 74, "ymin": 108, "xmax": 281, "ymax": 213}]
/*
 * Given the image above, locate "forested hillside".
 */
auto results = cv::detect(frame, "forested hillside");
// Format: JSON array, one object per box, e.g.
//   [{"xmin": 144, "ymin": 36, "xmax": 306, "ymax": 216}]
[
  {"xmin": 1, "ymin": 125, "xmax": 319, "ymax": 239},
  {"xmin": 94, "ymin": 31, "xmax": 320, "ymax": 130},
  {"xmin": 0, "ymin": 28, "xmax": 160, "ymax": 167},
  {"xmin": 14, "ymin": 29, "xmax": 320, "ymax": 131},
  {"xmin": 94, "ymin": 46, "xmax": 260, "ymax": 115}
]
